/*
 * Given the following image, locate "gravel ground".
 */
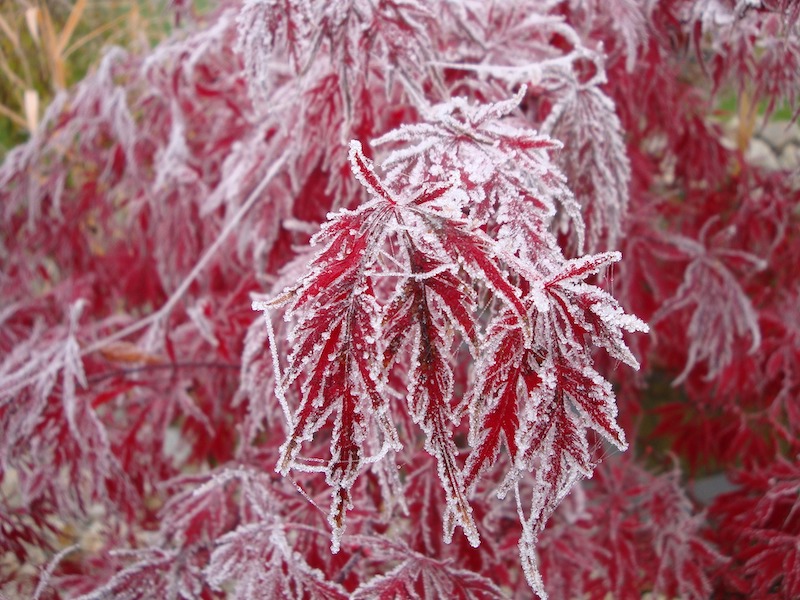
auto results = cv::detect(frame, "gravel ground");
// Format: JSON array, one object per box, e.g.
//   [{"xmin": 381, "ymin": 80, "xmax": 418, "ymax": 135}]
[{"xmin": 746, "ymin": 119, "xmax": 800, "ymax": 172}]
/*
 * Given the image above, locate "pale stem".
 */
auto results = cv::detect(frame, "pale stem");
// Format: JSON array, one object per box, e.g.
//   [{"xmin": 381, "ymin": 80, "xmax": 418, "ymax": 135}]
[{"xmin": 81, "ymin": 152, "xmax": 289, "ymax": 357}]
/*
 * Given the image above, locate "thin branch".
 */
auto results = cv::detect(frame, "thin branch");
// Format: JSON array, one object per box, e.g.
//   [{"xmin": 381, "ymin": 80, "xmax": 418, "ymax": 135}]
[{"xmin": 81, "ymin": 152, "xmax": 289, "ymax": 357}]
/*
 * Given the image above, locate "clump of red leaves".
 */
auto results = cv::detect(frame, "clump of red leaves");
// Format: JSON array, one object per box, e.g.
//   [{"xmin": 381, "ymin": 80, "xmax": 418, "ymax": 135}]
[{"xmin": 1, "ymin": 1, "xmax": 799, "ymax": 599}]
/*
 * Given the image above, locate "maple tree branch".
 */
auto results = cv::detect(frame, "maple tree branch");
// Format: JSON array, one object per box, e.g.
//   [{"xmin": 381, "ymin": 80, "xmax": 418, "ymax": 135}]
[{"xmin": 81, "ymin": 152, "xmax": 289, "ymax": 358}]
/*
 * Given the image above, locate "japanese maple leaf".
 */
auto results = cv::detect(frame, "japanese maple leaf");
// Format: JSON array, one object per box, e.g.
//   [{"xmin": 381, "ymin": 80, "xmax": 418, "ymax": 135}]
[
  {"xmin": 266, "ymin": 141, "xmax": 402, "ymax": 551},
  {"xmin": 350, "ymin": 536, "xmax": 506, "ymax": 600}
]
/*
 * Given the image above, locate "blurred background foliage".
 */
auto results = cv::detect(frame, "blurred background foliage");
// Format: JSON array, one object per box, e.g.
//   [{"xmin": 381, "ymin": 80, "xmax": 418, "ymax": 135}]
[
  {"xmin": 0, "ymin": 2, "xmax": 792, "ymax": 162},
  {"xmin": 0, "ymin": 1, "xmax": 213, "ymax": 158}
]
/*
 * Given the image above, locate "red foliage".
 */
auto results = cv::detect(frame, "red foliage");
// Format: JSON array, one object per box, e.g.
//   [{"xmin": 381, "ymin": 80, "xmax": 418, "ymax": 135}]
[
  {"xmin": 1, "ymin": 1, "xmax": 799, "ymax": 598},
  {"xmin": 710, "ymin": 458, "xmax": 800, "ymax": 597}
]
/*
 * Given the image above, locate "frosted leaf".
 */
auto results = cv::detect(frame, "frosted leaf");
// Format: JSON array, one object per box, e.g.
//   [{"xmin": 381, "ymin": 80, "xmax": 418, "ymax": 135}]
[
  {"xmin": 266, "ymin": 145, "xmax": 405, "ymax": 550},
  {"xmin": 542, "ymin": 252, "xmax": 649, "ymax": 369},
  {"xmin": 542, "ymin": 81, "xmax": 630, "ymax": 252},
  {"xmin": 374, "ymin": 88, "xmax": 575, "ymax": 240},
  {"xmin": 462, "ymin": 247, "xmax": 643, "ymax": 591},
  {"xmin": 568, "ymin": 0, "xmax": 648, "ymax": 72},
  {"xmin": 350, "ymin": 533, "xmax": 506, "ymax": 599},
  {"xmin": 236, "ymin": 0, "xmax": 315, "ymax": 105},
  {"xmin": 354, "ymin": 558, "xmax": 507, "ymax": 599},
  {"xmin": 653, "ymin": 225, "xmax": 763, "ymax": 384},
  {"xmin": 206, "ymin": 526, "xmax": 348, "ymax": 599},
  {"xmin": 656, "ymin": 256, "xmax": 761, "ymax": 384},
  {"xmin": 383, "ymin": 272, "xmax": 479, "ymax": 546},
  {"xmin": 519, "ymin": 529, "xmax": 548, "ymax": 600},
  {"xmin": 436, "ymin": 1, "xmax": 580, "ymax": 85},
  {"xmin": 72, "ymin": 549, "xmax": 194, "ymax": 600},
  {"xmin": 0, "ymin": 319, "xmax": 62, "ymax": 406}
]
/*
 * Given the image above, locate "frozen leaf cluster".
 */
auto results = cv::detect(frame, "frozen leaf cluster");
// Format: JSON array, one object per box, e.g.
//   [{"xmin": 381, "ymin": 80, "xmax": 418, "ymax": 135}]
[{"xmin": 263, "ymin": 89, "xmax": 646, "ymax": 594}]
